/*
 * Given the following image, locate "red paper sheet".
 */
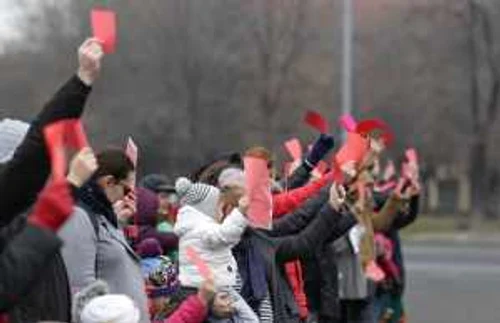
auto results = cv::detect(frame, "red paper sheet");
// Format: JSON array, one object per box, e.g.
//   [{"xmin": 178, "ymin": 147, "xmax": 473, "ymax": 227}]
[
  {"xmin": 356, "ymin": 119, "xmax": 394, "ymax": 146},
  {"xmin": 91, "ymin": 8, "xmax": 117, "ymax": 54},
  {"xmin": 304, "ymin": 110, "xmax": 329, "ymax": 133},
  {"xmin": 186, "ymin": 246, "xmax": 212, "ymax": 280},
  {"xmin": 334, "ymin": 132, "xmax": 369, "ymax": 169},
  {"xmin": 43, "ymin": 119, "xmax": 89, "ymax": 181},
  {"xmin": 244, "ymin": 156, "xmax": 273, "ymax": 229},
  {"xmin": 284, "ymin": 138, "xmax": 302, "ymax": 161}
]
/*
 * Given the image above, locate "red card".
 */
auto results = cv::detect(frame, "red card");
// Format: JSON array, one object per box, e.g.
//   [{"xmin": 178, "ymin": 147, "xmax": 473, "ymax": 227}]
[
  {"xmin": 43, "ymin": 119, "xmax": 89, "ymax": 181},
  {"xmin": 244, "ymin": 156, "xmax": 273, "ymax": 229},
  {"xmin": 406, "ymin": 148, "xmax": 418, "ymax": 165},
  {"xmin": 91, "ymin": 8, "xmax": 117, "ymax": 54},
  {"xmin": 339, "ymin": 114, "xmax": 357, "ymax": 132},
  {"xmin": 284, "ymin": 138, "xmax": 302, "ymax": 161},
  {"xmin": 366, "ymin": 260, "xmax": 386, "ymax": 282},
  {"xmin": 356, "ymin": 119, "xmax": 394, "ymax": 146},
  {"xmin": 125, "ymin": 137, "xmax": 138, "ymax": 167},
  {"xmin": 186, "ymin": 246, "xmax": 212, "ymax": 280},
  {"xmin": 305, "ymin": 110, "xmax": 329, "ymax": 133},
  {"xmin": 334, "ymin": 132, "xmax": 369, "ymax": 169}
]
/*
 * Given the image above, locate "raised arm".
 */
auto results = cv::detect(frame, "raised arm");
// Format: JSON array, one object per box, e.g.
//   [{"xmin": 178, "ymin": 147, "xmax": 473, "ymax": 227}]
[
  {"xmin": 274, "ymin": 203, "xmax": 357, "ymax": 264},
  {"xmin": 0, "ymin": 39, "xmax": 103, "ymax": 226},
  {"xmin": 273, "ymin": 172, "xmax": 333, "ymax": 218},
  {"xmin": 200, "ymin": 209, "xmax": 248, "ymax": 248},
  {"xmin": 281, "ymin": 134, "xmax": 335, "ymax": 190},
  {"xmin": 270, "ymin": 185, "xmax": 330, "ymax": 237},
  {"xmin": 392, "ymin": 195, "xmax": 420, "ymax": 230}
]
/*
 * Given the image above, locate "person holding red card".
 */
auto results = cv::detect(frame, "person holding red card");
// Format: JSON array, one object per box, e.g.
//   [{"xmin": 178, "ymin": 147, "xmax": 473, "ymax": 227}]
[
  {"xmin": 173, "ymin": 177, "xmax": 259, "ymax": 323},
  {"xmin": 371, "ymin": 153, "xmax": 422, "ymax": 323},
  {"xmin": 0, "ymin": 38, "xmax": 104, "ymax": 322},
  {"xmin": 60, "ymin": 149, "xmax": 151, "ymax": 323}
]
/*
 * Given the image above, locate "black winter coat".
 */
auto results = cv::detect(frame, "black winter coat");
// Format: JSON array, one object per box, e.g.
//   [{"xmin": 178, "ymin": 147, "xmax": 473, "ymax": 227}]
[
  {"xmin": 240, "ymin": 187, "xmax": 356, "ymax": 323},
  {"xmin": 0, "ymin": 75, "xmax": 92, "ymax": 321}
]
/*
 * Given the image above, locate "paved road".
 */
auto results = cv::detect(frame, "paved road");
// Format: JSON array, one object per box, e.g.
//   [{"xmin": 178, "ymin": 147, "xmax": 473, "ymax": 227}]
[{"xmin": 404, "ymin": 241, "xmax": 500, "ymax": 323}]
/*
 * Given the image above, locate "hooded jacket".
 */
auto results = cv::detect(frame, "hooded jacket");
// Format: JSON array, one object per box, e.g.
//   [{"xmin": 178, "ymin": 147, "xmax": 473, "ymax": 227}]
[{"xmin": 174, "ymin": 205, "xmax": 248, "ymax": 288}]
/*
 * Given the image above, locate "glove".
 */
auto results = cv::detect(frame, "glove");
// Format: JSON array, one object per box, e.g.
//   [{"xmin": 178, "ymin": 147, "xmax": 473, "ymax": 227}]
[
  {"xmin": 305, "ymin": 134, "xmax": 335, "ymax": 169},
  {"xmin": 28, "ymin": 179, "xmax": 74, "ymax": 231}
]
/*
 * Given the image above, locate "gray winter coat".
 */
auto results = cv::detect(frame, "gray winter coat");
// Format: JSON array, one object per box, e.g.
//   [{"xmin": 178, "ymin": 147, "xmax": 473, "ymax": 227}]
[
  {"xmin": 333, "ymin": 236, "xmax": 368, "ymax": 300},
  {"xmin": 60, "ymin": 201, "xmax": 149, "ymax": 323}
]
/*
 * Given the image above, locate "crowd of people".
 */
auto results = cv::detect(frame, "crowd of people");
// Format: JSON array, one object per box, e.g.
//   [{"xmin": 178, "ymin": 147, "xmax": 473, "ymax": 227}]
[{"xmin": 0, "ymin": 38, "xmax": 421, "ymax": 323}]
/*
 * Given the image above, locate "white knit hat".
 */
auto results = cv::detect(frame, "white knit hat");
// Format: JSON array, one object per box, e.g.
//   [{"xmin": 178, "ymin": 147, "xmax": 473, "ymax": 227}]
[
  {"xmin": 80, "ymin": 294, "xmax": 140, "ymax": 323},
  {"xmin": 0, "ymin": 118, "xmax": 29, "ymax": 164},
  {"xmin": 176, "ymin": 177, "xmax": 220, "ymax": 218}
]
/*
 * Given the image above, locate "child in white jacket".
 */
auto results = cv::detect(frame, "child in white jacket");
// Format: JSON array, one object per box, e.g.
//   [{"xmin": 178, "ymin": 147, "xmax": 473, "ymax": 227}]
[{"xmin": 174, "ymin": 177, "xmax": 258, "ymax": 323}]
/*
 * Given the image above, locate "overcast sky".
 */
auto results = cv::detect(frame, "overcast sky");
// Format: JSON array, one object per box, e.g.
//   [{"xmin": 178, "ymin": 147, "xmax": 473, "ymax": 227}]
[{"xmin": 0, "ymin": 0, "xmax": 25, "ymax": 47}]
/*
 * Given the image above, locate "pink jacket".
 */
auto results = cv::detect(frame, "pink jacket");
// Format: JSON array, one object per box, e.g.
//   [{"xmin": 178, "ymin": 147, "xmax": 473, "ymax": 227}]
[{"xmin": 165, "ymin": 295, "xmax": 208, "ymax": 323}]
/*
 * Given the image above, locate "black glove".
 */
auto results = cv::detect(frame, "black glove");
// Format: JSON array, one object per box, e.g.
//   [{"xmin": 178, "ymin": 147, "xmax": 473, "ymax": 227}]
[{"xmin": 305, "ymin": 134, "xmax": 335, "ymax": 169}]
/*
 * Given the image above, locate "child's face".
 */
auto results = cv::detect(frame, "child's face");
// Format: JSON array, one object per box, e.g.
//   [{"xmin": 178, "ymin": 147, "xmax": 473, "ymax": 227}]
[{"xmin": 216, "ymin": 185, "xmax": 246, "ymax": 222}]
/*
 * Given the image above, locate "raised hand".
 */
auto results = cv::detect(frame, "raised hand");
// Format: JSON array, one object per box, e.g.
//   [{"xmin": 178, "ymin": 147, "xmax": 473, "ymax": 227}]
[
  {"xmin": 77, "ymin": 38, "xmax": 104, "ymax": 86},
  {"xmin": 329, "ymin": 183, "xmax": 346, "ymax": 211},
  {"xmin": 67, "ymin": 147, "xmax": 98, "ymax": 188}
]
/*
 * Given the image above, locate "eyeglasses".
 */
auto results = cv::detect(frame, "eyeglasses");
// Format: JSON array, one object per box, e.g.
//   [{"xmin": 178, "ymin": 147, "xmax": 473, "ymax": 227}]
[{"xmin": 117, "ymin": 180, "xmax": 133, "ymax": 196}]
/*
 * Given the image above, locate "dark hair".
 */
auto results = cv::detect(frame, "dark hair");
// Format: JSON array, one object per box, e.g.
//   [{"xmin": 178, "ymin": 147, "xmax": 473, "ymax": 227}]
[
  {"xmin": 191, "ymin": 152, "xmax": 242, "ymax": 184},
  {"xmin": 95, "ymin": 149, "xmax": 135, "ymax": 181}
]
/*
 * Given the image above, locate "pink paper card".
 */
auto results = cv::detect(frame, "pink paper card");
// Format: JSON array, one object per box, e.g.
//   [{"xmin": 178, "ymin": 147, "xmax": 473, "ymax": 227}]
[
  {"xmin": 284, "ymin": 138, "xmax": 302, "ymax": 161},
  {"xmin": 125, "ymin": 137, "xmax": 138, "ymax": 167},
  {"xmin": 244, "ymin": 156, "xmax": 273, "ymax": 229},
  {"xmin": 91, "ymin": 8, "xmax": 117, "ymax": 54},
  {"xmin": 339, "ymin": 114, "xmax": 357, "ymax": 132},
  {"xmin": 406, "ymin": 148, "xmax": 418, "ymax": 165},
  {"xmin": 186, "ymin": 246, "xmax": 212, "ymax": 280},
  {"xmin": 366, "ymin": 260, "xmax": 386, "ymax": 282}
]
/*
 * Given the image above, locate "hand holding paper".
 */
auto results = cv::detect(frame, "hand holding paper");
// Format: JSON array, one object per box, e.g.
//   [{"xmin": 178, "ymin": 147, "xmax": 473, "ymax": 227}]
[
  {"xmin": 67, "ymin": 147, "xmax": 98, "ymax": 188},
  {"xmin": 366, "ymin": 260, "xmax": 386, "ymax": 283},
  {"xmin": 77, "ymin": 38, "xmax": 104, "ymax": 86},
  {"xmin": 43, "ymin": 119, "xmax": 90, "ymax": 181},
  {"xmin": 91, "ymin": 8, "xmax": 117, "ymax": 54}
]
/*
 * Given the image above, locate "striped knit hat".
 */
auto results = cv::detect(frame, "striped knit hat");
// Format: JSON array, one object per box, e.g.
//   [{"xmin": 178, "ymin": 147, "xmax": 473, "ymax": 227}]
[
  {"xmin": 0, "ymin": 118, "xmax": 29, "ymax": 164},
  {"xmin": 175, "ymin": 177, "xmax": 220, "ymax": 218}
]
